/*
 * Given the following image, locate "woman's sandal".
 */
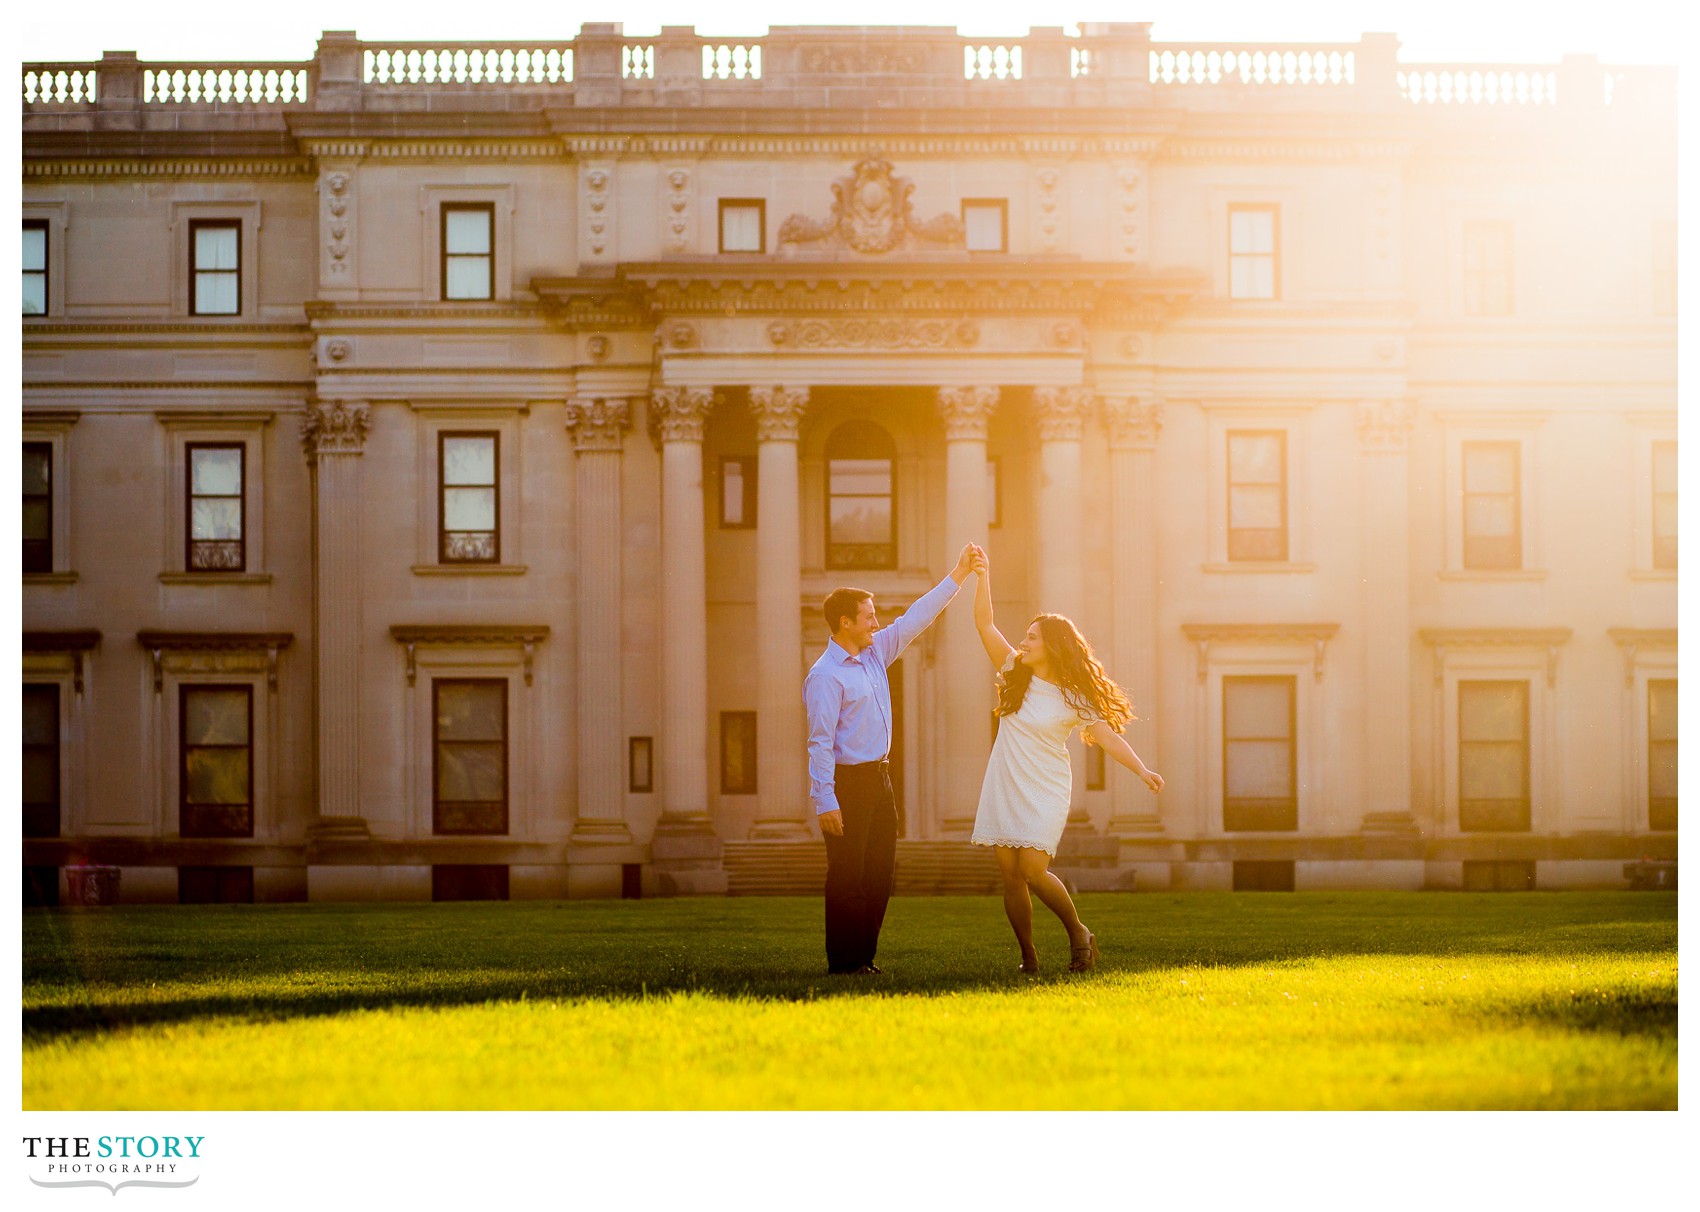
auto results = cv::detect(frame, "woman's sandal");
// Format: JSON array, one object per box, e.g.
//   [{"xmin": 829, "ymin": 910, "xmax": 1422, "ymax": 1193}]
[
  {"xmin": 1068, "ymin": 930, "xmax": 1099, "ymax": 973},
  {"xmin": 1019, "ymin": 958, "xmax": 1040, "ymax": 975}
]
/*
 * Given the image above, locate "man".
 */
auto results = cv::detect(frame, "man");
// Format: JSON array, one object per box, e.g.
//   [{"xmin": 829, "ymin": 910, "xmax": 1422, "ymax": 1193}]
[{"xmin": 804, "ymin": 542, "xmax": 980, "ymax": 975}]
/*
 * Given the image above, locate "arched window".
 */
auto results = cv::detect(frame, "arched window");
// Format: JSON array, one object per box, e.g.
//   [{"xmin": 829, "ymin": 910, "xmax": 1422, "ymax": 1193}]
[{"xmin": 825, "ymin": 420, "xmax": 896, "ymax": 570}]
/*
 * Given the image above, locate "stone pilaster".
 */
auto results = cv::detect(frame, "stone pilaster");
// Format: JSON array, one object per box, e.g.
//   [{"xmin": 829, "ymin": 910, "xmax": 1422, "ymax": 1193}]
[
  {"xmin": 649, "ymin": 386, "xmax": 726, "ymax": 892},
  {"xmin": 1357, "ymin": 399, "xmax": 1420, "ymax": 837},
  {"xmin": 301, "ymin": 400, "xmax": 372, "ymax": 837},
  {"xmin": 566, "ymin": 397, "xmax": 634, "ymax": 845},
  {"xmin": 936, "ymin": 386, "xmax": 999, "ymax": 837},
  {"xmin": 748, "ymin": 385, "xmax": 812, "ymax": 839},
  {"xmin": 1103, "ymin": 396, "xmax": 1166, "ymax": 841}
]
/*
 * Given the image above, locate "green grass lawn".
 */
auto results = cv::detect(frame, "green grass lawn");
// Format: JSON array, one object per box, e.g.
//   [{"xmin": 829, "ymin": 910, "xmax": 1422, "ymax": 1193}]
[{"xmin": 22, "ymin": 891, "xmax": 1675, "ymax": 1110}]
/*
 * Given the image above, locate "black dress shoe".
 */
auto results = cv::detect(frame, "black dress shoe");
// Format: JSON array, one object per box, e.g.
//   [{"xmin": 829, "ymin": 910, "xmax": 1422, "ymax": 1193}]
[{"xmin": 857, "ymin": 964, "xmax": 883, "ymax": 974}]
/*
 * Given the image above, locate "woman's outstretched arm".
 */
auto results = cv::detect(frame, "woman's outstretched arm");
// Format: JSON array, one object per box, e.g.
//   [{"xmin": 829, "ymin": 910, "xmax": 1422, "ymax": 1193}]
[
  {"xmin": 973, "ymin": 554, "xmax": 1016, "ymax": 669},
  {"xmin": 1084, "ymin": 721, "xmax": 1164, "ymax": 793}
]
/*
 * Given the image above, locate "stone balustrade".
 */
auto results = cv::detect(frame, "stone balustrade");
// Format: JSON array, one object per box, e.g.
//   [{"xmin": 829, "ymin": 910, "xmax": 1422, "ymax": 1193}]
[{"xmin": 20, "ymin": 25, "xmax": 1670, "ymax": 115}]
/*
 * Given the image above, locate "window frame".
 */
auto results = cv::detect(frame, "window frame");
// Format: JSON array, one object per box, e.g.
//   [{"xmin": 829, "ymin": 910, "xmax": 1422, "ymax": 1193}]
[
  {"xmin": 718, "ymin": 198, "xmax": 767, "ymax": 254},
  {"xmin": 1461, "ymin": 219, "xmax": 1514, "ymax": 317},
  {"xmin": 23, "ymin": 218, "xmax": 50, "ymax": 317},
  {"xmin": 961, "ymin": 198, "xmax": 1009, "ymax": 253},
  {"xmin": 1460, "ymin": 440, "xmax": 1523, "ymax": 572},
  {"xmin": 1226, "ymin": 429, "xmax": 1288, "ymax": 563},
  {"xmin": 720, "ymin": 710, "xmax": 758, "ymax": 795},
  {"xmin": 431, "ymin": 677, "xmax": 510, "ymax": 836},
  {"xmin": 188, "ymin": 218, "xmax": 242, "ymax": 317},
  {"xmin": 1647, "ymin": 678, "xmax": 1676, "ymax": 832},
  {"xmin": 185, "ymin": 441, "xmax": 247, "ymax": 573},
  {"xmin": 23, "ymin": 682, "xmax": 61, "ymax": 839},
  {"xmin": 440, "ymin": 202, "xmax": 496, "ymax": 302},
  {"xmin": 718, "ymin": 456, "xmax": 757, "ymax": 529},
  {"xmin": 437, "ymin": 430, "xmax": 501, "ymax": 564},
  {"xmin": 22, "ymin": 441, "xmax": 53, "ymax": 575},
  {"xmin": 178, "ymin": 682, "xmax": 255, "ymax": 839},
  {"xmin": 1221, "ymin": 674, "xmax": 1298, "ymax": 832},
  {"xmin": 1227, "ymin": 203, "xmax": 1280, "ymax": 301},
  {"xmin": 1456, "ymin": 678, "xmax": 1531, "ymax": 832}
]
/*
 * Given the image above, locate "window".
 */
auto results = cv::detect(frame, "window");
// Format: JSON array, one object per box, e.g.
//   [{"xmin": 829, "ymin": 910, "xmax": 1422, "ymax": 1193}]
[
  {"xmin": 23, "ymin": 220, "xmax": 48, "ymax": 315},
  {"xmin": 1461, "ymin": 442, "xmax": 1521, "ymax": 570},
  {"xmin": 987, "ymin": 458, "xmax": 1002, "ymax": 528},
  {"xmin": 1226, "ymin": 430, "xmax": 1287, "ymax": 561},
  {"xmin": 720, "ymin": 711, "xmax": 757, "ymax": 795},
  {"xmin": 1458, "ymin": 680, "xmax": 1530, "ymax": 832},
  {"xmin": 629, "ymin": 736, "xmax": 654, "ymax": 794},
  {"xmin": 825, "ymin": 421, "xmax": 896, "ymax": 570},
  {"xmin": 433, "ymin": 865, "xmax": 510, "ymax": 901},
  {"xmin": 23, "ymin": 684, "xmax": 60, "ymax": 838},
  {"xmin": 719, "ymin": 200, "xmax": 765, "ymax": 253},
  {"xmin": 1223, "ymin": 676, "xmax": 1296, "ymax": 831},
  {"xmin": 962, "ymin": 199, "xmax": 1008, "ymax": 252},
  {"xmin": 1462, "ymin": 220, "xmax": 1513, "ymax": 315},
  {"xmin": 1648, "ymin": 679, "xmax": 1676, "ymax": 831},
  {"xmin": 179, "ymin": 867, "xmax": 254, "ymax": 904},
  {"xmin": 439, "ymin": 433, "xmax": 499, "ymax": 563},
  {"xmin": 1233, "ymin": 861, "xmax": 1294, "ymax": 892},
  {"xmin": 433, "ymin": 679, "xmax": 508, "ymax": 834},
  {"xmin": 23, "ymin": 442, "xmax": 52, "ymax": 574},
  {"xmin": 441, "ymin": 203, "xmax": 495, "ymax": 301},
  {"xmin": 1462, "ymin": 861, "xmax": 1534, "ymax": 891},
  {"xmin": 1228, "ymin": 205, "xmax": 1278, "ymax": 300},
  {"xmin": 186, "ymin": 443, "xmax": 245, "ymax": 572},
  {"xmin": 1651, "ymin": 441, "xmax": 1677, "ymax": 570},
  {"xmin": 719, "ymin": 456, "xmax": 756, "ymax": 528},
  {"xmin": 180, "ymin": 684, "xmax": 254, "ymax": 838},
  {"xmin": 189, "ymin": 220, "xmax": 240, "ymax": 316}
]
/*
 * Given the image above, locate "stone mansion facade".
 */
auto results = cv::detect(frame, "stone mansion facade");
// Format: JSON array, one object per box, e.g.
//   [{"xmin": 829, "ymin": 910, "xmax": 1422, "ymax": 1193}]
[{"xmin": 21, "ymin": 24, "xmax": 1676, "ymax": 901}]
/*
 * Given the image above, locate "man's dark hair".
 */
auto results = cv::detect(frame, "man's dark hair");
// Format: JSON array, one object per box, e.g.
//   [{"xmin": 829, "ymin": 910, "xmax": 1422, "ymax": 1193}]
[{"xmin": 822, "ymin": 587, "xmax": 873, "ymax": 635}]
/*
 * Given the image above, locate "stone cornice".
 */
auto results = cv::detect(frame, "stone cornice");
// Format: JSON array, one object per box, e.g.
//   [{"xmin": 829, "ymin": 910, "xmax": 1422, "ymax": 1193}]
[
  {"xmin": 389, "ymin": 624, "xmax": 551, "ymax": 686},
  {"xmin": 136, "ymin": 630, "xmax": 293, "ymax": 692},
  {"xmin": 1419, "ymin": 627, "xmax": 1573, "ymax": 688},
  {"xmin": 24, "ymin": 157, "xmax": 314, "ymax": 180},
  {"xmin": 1180, "ymin": 622, "xmax": 1340, "ymax": 683},
  {"xmin": 24, "ymin": 629, "xmax": 102, "ymax": 652}
]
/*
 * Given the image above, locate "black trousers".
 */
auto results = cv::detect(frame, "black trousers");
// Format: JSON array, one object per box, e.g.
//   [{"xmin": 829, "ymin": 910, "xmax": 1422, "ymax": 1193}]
[{"xmin": 823, "ymin": 761, "xmax": 898, "ymax": 973}]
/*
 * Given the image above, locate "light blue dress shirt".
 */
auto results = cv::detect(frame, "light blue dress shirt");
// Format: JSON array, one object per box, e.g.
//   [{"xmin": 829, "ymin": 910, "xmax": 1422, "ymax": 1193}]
[{"xmin": 803, "ymin": 574, "xmax": 962, "ymax": 816}]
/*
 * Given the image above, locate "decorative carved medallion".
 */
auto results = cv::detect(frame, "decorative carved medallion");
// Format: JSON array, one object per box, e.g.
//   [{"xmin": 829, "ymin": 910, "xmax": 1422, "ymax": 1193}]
[
  {"xmin": 663, "ymin": 167, "xmax": 692, "ymax": 254},
  {"xmin": 778, "ymin": 159, "xmax": 964, "ymax": 254},
  {"xmin": 585, "ymin": 334, "xmax": 610, "ymax": 362},
  {"xmin": 584, "ymin": 165, "xmax": 613, "ymax": 258},
  {"xmin": 322, "ymin": 169, "xmax": 353, "ymax": 278},
  {"xmin": 936, "ymin": 386, "xmax": 999, "ymax": 442},
  {"xmin": 1032, "ymin": 387, "xmax": 1094, "ymax": 441},
  {"xmin": 323, "ymin": 337, "xmax": 352, "ymax": 363},
  {"xmin": 1356, "ymin": 399, "xmax": 1415, "ymax": 451},
  {"xmin": 766, "ymin": 317, "xmax": 979, "ymax": 350},
  {"xmin": 565, "ymin": 397, "xmax": 631, "ymax": 452},
  {"xmin": 650, "ymin": 386, "xmax": 716, "ymax": 443},
  {"xmin": 659, "ymin": 321, "xmax": 698, "ymax": 351},
  {"xmin": 1101, "ymin": 396, "xmax": 1164, "ymax": 451},
  {"xmin": 300, "ymin": 400, "xmax": 371, "ymax": 457},
  {"xmin": 1115, "ymin": 165, "xmax": 1144, "ymax": 260},
  {"xmin": 1034, "ymin": 167, "xmax": 1062, "ymax": 253},
  {"xmin": 748, "ymin": 385, "xmax": 809, "ymax": 441}
]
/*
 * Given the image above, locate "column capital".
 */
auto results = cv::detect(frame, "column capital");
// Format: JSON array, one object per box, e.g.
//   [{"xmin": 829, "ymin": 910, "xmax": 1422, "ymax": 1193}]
[
  {"xmin": 1032, "ymin": 386, "xmax": 1094, "ymax": 441},
  {"xmin": 300, "ymin": 400, "xmax": 371, "ymax": 459},
  {"xmin": 650, "ymin": 386, "xmax": 717, "ymax": 444},
  {"xmin": 1101, "ymin": 395, "xmax": 1163, "ymax": 450},
  {"xmin": 566, "ymin": 397, "xmax": 632, "ymax": 452},
  {"xmin": 749, "ymin": 385, "xmax": 809, "ymax": 441},
  {"xmin": 936, "ymin": 385, "xmax": 1000, "ymax": 441},
  {"xmin": 1356, "ymin": 399, "xmax": 1416, "ymax": 451}
]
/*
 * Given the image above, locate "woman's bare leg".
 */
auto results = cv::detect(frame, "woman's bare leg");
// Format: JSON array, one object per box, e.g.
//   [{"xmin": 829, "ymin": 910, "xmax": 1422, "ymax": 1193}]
[
  {"xmin": 1017, "ymin": 848, "xmax": 1090, "ymax": 949},
  {"xmin": 994, "ymin": 847, "xmax": 1039, "ymax": 971}
]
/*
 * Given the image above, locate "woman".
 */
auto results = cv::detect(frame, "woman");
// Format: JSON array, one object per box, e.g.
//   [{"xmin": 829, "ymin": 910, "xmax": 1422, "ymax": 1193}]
[{"xmin": 967, "ymin": 549, "xmax": 1163, "ymax": 973}]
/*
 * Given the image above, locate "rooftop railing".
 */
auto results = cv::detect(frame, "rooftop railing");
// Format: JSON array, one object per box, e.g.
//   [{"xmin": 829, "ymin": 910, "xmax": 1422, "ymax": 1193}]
[{"xmin": 20, "ymin": 27, "xmax": 1668, "ymax": 115}]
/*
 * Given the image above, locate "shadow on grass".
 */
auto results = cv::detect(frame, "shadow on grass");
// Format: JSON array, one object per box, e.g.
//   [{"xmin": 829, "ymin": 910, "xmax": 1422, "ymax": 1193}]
[{"xmin": 23, "ymin": 892, "xmax": 1677, "ymax": 1043}]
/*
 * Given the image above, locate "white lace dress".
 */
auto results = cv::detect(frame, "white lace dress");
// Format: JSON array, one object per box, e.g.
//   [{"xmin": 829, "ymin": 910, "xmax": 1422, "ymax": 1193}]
[{"xmin": 970, "ymin": 655, "xmax": 1101, "ymax": 856}]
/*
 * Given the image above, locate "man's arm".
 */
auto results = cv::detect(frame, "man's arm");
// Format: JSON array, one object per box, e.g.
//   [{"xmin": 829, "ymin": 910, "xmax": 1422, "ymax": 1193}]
[
  {"xmin": 870, "ymin": 542, "xmax": 976, "ymax": 667},
  {"xmin": 803, "ymin": 671, "xmax": 843, "ymax": 816}
]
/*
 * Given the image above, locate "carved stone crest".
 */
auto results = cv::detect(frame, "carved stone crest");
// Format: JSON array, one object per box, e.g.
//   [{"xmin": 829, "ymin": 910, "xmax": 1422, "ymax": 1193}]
[
  {"xmin": 778, "ymin": 159, "xmax": 964, "ymax": 254},
  {"xmin": 766, "ymin": 317, "xmax": 979, "ymax": 350}
]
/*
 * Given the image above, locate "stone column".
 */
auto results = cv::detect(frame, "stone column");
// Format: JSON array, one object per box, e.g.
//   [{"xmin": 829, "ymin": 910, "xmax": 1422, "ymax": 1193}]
[
  {"xmin": 1357, "ymin": 400, "xmax": 1420, "ymax": 837},
  {"xmin": 566, "ymin": 397, "xmax": 633, "ymax": 845},
  {"xmin": 936, "ymin": 386, "xmax": 999, "ymax": 837},
  {"xmin": 1103, "ymin": 396, "xmax": 1165, "ymax": 838},
  {"xmin": 748, "ymin": 385, "xmax": 812, "ymax": 840},
  {"xmin": 649, "ymin": 386, "xmax": 726, "ymax": 892},
  {"xmin": 1033, "ymin": 386, "xmax": 1098, "ymax": 841},
  {"xmin": 301, "ymin": 400, "xmax": 372, "ymax": 839}
]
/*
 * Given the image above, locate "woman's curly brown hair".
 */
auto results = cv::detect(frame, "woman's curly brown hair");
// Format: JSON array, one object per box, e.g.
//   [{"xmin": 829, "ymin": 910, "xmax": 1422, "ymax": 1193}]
[{"xmin": 995, "ymin": 614, "xmax": 1135, "ymax": 743}]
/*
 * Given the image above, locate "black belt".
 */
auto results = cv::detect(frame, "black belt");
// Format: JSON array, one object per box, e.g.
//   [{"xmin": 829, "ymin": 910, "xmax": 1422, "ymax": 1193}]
[{"xmin": 836, "ymin": 757, "xmax": 890, "ymax": 772}]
